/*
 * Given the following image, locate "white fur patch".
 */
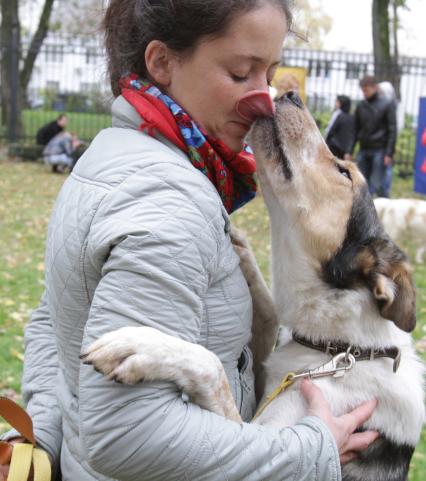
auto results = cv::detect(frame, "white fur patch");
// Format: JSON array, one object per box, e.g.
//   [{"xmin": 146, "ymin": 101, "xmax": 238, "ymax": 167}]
[{"xmin": 374, "ymin": 197, "xmax": 426, "ymax": 263}]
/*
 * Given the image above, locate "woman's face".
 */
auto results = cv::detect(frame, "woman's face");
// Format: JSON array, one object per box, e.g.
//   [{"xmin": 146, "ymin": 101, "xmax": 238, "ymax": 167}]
[{"xmin": 165, "ymin": 3, "xmax": 288, "ymax": 152}]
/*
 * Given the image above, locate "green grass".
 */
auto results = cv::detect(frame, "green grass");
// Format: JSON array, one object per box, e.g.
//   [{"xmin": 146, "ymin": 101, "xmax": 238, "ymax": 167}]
[
  {"xmin": 0, "ymin": 158, "xmax": 425, "ymax": 479},
  {"xmin": 0, "ymin": 110, "xmax": 112, "ymax": 142}
]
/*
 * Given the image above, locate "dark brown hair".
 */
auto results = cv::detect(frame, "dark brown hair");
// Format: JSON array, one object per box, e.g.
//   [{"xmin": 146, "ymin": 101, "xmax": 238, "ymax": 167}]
[
  {"xmin": 359, "ymin": 75, "xmax": 377, "ymax": 88},
  {"xmin": 103, "ymin": 0, "xmax": 293, "ymax": 96}
]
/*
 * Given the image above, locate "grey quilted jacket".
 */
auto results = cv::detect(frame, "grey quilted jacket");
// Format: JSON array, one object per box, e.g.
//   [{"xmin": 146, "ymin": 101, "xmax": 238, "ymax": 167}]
[{"xmin": 8, "ymin": 96, "xmax": 341, "ymax": 480}]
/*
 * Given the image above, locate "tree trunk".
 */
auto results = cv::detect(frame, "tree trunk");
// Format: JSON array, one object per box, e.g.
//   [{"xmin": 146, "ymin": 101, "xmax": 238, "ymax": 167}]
[
  {"xmin": 0, "ymin": 0, "xmax": 22, "ymax": 140},
  {"xmin": 372, "ymin": 0, "xmax": 392, "ymax": 81},
  {"xmin": 1, "ymin": 0, "xmax": 56, "ymax": 140},
  {"xmin": 20, "ymin": 0, "xmax": 56, "ymax": 106},
  {"xmin": 391, "ymin": 0, "xmax": 401, "ymax": 100}
]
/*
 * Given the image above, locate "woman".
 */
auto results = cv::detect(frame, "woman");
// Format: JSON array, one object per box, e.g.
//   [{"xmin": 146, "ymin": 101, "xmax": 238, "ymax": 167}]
[{"xmin": 1, "ymin": 1, "xmax": 378, "ymax": 480}]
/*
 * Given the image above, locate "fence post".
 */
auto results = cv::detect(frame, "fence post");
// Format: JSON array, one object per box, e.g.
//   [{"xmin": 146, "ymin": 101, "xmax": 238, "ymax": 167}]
[{"xmin": 8, "ymin": 18, "xmax": 20, "ymax": 144}]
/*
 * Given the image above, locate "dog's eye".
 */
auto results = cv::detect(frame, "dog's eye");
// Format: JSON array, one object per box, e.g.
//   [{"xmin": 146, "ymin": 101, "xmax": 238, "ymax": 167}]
[{"xmin": 336, "ymin": 163, "xmax": 351, "ymax": 180}]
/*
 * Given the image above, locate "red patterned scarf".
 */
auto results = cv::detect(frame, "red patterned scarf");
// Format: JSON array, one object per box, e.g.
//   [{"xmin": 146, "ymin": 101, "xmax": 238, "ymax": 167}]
[{"xmin": 119, "ymin": 74, "xmax": 257, "ymax": 213}]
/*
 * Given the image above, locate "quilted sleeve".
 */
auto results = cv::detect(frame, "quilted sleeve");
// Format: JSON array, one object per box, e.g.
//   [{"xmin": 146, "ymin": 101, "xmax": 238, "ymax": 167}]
[
  {"xmin": 1, "ymin": 292, "xmax": 63, "ymax": 475},
  {"xmin": 79, "ymin": 163, "xmax": 341, "ymax": 481}
]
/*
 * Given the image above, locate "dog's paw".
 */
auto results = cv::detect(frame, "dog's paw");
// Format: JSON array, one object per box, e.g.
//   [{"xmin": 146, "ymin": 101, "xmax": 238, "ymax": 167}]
[{"xmin": 80, "ymin": 326, "xmax": 169, "ymax": 384}]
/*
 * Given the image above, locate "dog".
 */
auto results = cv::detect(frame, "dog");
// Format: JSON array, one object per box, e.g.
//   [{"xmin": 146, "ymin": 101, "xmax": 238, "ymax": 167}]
[
  {"xmin": 374, "ymin": 197, "xmax": 426, "ymax": 264},
  {"xmin": 82, "ymin": 91, "xmax": 425, "ymax": 481}
]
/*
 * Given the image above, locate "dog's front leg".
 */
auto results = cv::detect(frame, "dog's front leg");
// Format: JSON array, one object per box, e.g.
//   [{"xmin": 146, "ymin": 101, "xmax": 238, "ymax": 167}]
[
  {"xmin": 81, "ymin": 326, "xmax": 242, "ymax": 423},
  {"xmin": 230, "ymin": 227, "xmax": 279, "ymax": 402}
]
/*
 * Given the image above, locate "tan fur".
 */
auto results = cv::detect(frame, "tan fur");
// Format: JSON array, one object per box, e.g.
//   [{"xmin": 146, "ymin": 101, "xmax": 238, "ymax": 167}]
[
  {"xmin": 253, "ymin": 103, "xmax": 365, "ymax": 264},
  {"xmin": 353, "ymin": 244, "xmax": 416, "ymax": 332}
]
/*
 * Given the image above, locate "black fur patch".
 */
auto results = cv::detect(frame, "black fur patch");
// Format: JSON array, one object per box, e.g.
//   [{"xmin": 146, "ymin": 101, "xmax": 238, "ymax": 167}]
[
  {"xmin": 341, "ymin": 435, "xmax": 414, "ymax": 481},
  {"xmin": 321, "ymin": 184, "xmax": 384, "ymax": 289},
  {"xmin": 271, "ymin": 122, "xmax": 292, "ymax": 181}
]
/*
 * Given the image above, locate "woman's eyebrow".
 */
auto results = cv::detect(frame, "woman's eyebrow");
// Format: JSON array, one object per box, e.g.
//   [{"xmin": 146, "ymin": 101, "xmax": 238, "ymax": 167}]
[{"xmin": 231, "ymin": 54, "xmax": 281, "ymax": 66}]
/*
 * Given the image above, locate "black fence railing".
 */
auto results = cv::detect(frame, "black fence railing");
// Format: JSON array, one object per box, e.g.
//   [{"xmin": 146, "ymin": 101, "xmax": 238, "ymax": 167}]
[
  {"xmin": 0, "ymin": 35, "xmax": 112, "ymax": 145},
  {"xmin": 1, "ymin": 35, "xmax": 426, "ymax": 176},
  {"xmin": 281, "ymin": 48, "xmax": 426, "ymax": 177}
]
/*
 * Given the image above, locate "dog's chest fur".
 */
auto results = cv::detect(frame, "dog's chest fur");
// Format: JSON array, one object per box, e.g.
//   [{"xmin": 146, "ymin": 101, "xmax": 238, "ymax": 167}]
[
  {"xmin": 255, "ymin": 335, "xmax": 424, "ymax": 447},
  {"xmin": 252, "ymin": 203, "xmax": 425, "ymax": 448}
]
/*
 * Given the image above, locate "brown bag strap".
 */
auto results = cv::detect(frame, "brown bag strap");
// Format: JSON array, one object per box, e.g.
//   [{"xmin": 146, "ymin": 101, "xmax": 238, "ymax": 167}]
[
  {"xmin": 0, "ymin": 397, "xmax": 36, "ymax": 446},
  {"xmin": 0, "ymin": 397, "xmax": 52, "ymax": 481}
]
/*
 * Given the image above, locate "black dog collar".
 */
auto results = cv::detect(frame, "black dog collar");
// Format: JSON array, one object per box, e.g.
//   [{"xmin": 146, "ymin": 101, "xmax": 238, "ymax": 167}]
[{"xmin": 292, "ymin": 332, "xmax": 401, "ymax": 372}]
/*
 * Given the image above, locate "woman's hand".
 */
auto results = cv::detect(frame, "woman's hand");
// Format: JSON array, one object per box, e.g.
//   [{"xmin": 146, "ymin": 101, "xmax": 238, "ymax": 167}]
[{"xmin": 300, "ymin": 379, "xmax": 379, "ymax": 464}]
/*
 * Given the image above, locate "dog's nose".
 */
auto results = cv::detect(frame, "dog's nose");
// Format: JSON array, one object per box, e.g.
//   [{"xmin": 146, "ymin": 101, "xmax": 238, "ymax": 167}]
[{"xmin": 282, "ymin": 91, "xmax": 304, "ymax": 109}]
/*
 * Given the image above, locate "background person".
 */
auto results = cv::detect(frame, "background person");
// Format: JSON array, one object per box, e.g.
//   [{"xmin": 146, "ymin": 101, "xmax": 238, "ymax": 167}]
[
  {"xmin": 43, "ymin": 131, "xmax": 82, "ymax": 173},
  {"xmin": 1, "ymin": 1, "xmax": 378, "ymax": 480},
  {"xmin": 35, "ymin": 114, "xmax": 68, "ymax": 146},
  {"xmin": 378, "ymin": 81, "xmax": 402, "ymax": 195},
  {"xmin": 351, "ymin": 75, "xmax": 397, "ymax": 197},
  {"xmin": 324, "ymin": 95, "xmax": 355, "ymax": 160}
]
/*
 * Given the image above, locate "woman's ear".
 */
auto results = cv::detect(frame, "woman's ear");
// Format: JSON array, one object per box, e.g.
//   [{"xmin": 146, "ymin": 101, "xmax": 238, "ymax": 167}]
[{"xmin": 145, "ymin": 40, "xmax": 174, "ymax": 86}]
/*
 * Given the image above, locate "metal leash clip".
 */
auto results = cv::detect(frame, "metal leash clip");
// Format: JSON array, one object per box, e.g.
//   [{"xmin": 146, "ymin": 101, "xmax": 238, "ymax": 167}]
[{"xmin": 290, "ymin": 351, "xmax": 356, "ymax": 381}]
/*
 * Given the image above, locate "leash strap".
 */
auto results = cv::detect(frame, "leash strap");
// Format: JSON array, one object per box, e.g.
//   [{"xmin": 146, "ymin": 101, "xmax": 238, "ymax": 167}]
[
  {"xmin": 8, "ymin": 444, "xmax": 32, "ymax": 481},
  {"xmin": 252, "ymin": 372, "xmax": 295, "ymax": 420},
  {"xmin": 0, "ymin": 397, "xmax": 51, "ymax": 481},
  {"xmin": 32, "ymin": 446, "xmax": 52, "ymax": 481}
]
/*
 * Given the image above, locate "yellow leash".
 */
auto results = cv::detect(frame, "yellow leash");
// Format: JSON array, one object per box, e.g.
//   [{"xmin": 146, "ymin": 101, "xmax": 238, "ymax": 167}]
[
  {"xmin": 252, "ymin": 372, "xmax": 296, "ymax": 421},
  {"xmin": 252, "ymin": 351, "xmax": 358, "ymax": 421}
]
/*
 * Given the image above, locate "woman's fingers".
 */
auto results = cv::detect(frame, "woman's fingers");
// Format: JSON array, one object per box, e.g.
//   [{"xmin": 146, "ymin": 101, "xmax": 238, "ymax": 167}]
[
  {"xmin": 300, "ymin": 379, "xmax": 379, "ymax": 458},
  {"xmin": 344, "ymin": 430, "xmax": 380, "ymax": 453},
  {"xmin": 0, "ymin": 442, "xmax": 13, "ymax": 465},
  {"xmin": 0, "ymin": 465, "xmax": 9, "ymax": 481},
  {"xmin": 341, "ymin": 399, "xmax": 378, "ymax": 433},
  {"xmin": 340, "ymin": 451, "xmax": 358, "ymax": 465}
]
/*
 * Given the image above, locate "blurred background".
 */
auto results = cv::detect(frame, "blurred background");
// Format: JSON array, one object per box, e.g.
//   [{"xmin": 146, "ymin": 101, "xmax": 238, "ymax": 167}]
[{"xmin": 0, "ymin": 1, "xmax": 425, "ymax": 479}]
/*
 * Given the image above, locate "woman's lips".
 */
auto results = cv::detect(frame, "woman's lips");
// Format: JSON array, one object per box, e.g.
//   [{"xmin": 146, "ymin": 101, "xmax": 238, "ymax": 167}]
[{"xmin": 236, "ymin": 90, "xmax": 276, "ymax": 123}]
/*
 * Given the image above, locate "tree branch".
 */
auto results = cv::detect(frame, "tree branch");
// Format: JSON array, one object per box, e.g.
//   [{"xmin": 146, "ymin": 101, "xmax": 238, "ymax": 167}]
[{"xmin": 20, "ymin": 0, "xmax": 55, "ymax": 91}]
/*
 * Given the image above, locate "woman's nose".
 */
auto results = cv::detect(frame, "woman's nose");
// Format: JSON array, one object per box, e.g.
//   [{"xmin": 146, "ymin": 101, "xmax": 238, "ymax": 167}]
[{"xmin": 236, "ymin": 90, "xmax": 276, "ymax": 123}]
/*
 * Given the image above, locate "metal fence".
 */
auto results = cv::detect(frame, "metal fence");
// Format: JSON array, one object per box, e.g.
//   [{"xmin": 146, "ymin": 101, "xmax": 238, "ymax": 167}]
[
  {"xmin": 1, "ymin": 35, "xmax": 426, "ymax": 175},
  {"xmin": 0, "ymin": 35, "xmax": 112, "ymax": 145}
]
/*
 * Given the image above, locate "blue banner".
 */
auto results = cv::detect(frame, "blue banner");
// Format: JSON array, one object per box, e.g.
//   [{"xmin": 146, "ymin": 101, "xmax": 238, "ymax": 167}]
[{"xmin": 414, "ymin": 97, "xmax": 426, "ymax": 195}]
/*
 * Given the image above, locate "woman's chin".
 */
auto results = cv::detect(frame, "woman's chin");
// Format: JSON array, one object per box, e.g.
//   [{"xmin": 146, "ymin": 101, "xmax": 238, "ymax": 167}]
[{"xmin": 221, "ymin": 134, "xmax": 245, "ymax": 153}]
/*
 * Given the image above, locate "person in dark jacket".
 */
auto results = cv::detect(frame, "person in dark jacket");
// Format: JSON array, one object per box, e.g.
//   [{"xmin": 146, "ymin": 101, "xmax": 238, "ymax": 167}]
[
  {"xmin": 351, "ymin": 76, "xmax": 397, "ymax": 197},
  {"xmin": 325, "ymin": 95, "xmax": 355, "ymax": 159},
  {"xmin": 35, "ymin": 114, "xmax": 68, "ymax": 146}
]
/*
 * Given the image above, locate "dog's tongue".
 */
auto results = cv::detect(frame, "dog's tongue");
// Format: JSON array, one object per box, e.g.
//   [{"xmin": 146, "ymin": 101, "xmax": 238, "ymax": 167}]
[{"xmin": 236, "ymin": 90, "xmax": 275, "ymax": 123}]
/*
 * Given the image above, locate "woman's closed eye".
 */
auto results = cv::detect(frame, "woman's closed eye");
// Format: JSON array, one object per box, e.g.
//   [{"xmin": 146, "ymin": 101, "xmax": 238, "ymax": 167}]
[{"xmin": 231, "ymin": 73, "xmax": 249, "ymax": 83}]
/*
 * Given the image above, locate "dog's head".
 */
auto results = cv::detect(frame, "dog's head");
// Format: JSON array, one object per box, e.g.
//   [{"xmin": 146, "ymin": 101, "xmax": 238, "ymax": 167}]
[{"xmin": 250, "ymin": 91, "xmax": 416, "ymax": 332}]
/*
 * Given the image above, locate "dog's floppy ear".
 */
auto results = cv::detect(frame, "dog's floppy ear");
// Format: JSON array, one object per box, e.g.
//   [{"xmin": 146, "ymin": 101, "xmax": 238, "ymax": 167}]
[{"xmin": 359, "ymin": 240, "xmax": 416, "ymax": 332}]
